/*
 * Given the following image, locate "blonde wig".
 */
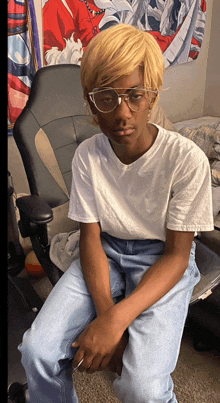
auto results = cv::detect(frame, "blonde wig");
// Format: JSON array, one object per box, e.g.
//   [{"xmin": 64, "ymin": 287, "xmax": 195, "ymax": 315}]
[{"xmin": 81, "ymin": 24, "xmax": 164, "ymax": 105}]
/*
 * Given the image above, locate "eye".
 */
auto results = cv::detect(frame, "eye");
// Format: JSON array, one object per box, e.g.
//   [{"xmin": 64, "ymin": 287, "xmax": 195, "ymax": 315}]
[
  {"xmin": 95, "ymin": 90, "xmax": 115, "ymax": 104},
  {"xmin": 102, "ymin": 95, "xmax": 114, "ymax": 103},
  {"xmin": 129, "ymin": 89, "xmax": 145, "ymax": 101}
]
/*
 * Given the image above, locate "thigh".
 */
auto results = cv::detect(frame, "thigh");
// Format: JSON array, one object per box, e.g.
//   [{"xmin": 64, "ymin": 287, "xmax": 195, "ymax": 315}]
[
  {"xmin": 27, "ymin": 256, "xmax": 125, "ymax": 359},
  {"xmin": 114, "ymin": 242, "xmax": 200, "ymax": 402},
  {"xmin": 126, "ymin": 263, "xmax": 199, "ymax": 375},
  {"xmin": 27, "ymin": 259, "xmax": 96, "ymax": 359}
]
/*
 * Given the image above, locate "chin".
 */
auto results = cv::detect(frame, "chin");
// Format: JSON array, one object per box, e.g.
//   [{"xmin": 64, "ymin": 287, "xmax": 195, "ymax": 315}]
[{"xmin": 107, "ymin": 133, "xmax": 132, "ymax": 146}]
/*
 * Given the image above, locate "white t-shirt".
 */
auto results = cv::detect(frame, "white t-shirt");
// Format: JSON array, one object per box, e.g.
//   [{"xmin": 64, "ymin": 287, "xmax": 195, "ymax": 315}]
[{"xmin": 68, "ymin": 124, "xmax": 214, "ymax": 241}]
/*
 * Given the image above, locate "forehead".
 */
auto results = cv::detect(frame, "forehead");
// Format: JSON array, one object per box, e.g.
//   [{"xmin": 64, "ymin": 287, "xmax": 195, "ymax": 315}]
[{"xmin": 109, "ymin": 67, "xmax": 144, "ymax": 89}]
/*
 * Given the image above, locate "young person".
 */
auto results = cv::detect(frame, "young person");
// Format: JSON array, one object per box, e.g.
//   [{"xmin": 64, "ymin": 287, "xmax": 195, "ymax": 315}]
[{"xmin": 19, "ymin": 24, "xmax": 214, "ymax": 403}]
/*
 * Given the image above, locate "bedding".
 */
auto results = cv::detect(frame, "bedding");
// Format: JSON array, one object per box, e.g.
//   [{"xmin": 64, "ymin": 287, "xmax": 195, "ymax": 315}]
[
  {"xmin": 174, "ymin": 116, "xmax": 220, "ymax": 132},
  {"xmin": 176, "ymin": 122, "xmax": 220, "ymax": 186},
  {"xmin": 174, "ymin": 117, "xmax": 220, "ymax": 221},
  {"xmin": 174, "ymin": 117, "xmax": 220, "ymax": 301}
]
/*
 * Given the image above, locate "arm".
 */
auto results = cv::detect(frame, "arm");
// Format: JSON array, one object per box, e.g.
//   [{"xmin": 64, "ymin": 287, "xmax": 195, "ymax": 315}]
[
  {"xmin": 79, "ymin": 222, "xmax": 115, "ymax": 316},
  {"xmin": 73, "ymin": 229, "xmax": 194, "ymax": 372},
  {"xmin": 73, "ymin": 222, "xmax": 128, "ymax": 374},
  {"xmin": 109, "ymin": 229, "xmax": 195, "ymax": 329}
]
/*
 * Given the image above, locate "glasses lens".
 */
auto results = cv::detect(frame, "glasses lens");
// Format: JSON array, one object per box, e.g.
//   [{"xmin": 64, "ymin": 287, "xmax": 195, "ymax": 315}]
[
  {"xmin": 128, "ymin": 88, "xmax": 150, "ymax": 112},
  {"xmin": 93, "ymin": 89, "xmax": 118, "ymax": 112}
]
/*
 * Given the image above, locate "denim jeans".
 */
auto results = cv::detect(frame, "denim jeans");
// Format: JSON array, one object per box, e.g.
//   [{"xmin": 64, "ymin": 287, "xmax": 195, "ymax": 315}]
[{"xmin": 19, "ymin": 233, "xmax": 200, "ymax": 403}]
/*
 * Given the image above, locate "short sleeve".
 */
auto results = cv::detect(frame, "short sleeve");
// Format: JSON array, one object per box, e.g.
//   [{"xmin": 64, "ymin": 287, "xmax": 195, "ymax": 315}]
[
  {"xmin": 68, "ymin": 148, "xmax": 99, "ymax": 223},
  {"xmin": 167, "ymin": 157, "xmax": 214, "ymax": 232}
]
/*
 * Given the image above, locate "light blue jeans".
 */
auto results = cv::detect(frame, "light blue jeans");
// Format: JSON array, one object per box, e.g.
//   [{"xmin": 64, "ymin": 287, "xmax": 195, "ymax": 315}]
[{"xmin": 19, "ymin": 233, "xmax": 200, "ymax": 403}]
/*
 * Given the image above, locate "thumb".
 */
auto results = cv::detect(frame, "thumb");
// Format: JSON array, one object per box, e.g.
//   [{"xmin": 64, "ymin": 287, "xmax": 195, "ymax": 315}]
[{"xmin": 72, "ymin": 340, "xmax": 80, "ymax": 348}]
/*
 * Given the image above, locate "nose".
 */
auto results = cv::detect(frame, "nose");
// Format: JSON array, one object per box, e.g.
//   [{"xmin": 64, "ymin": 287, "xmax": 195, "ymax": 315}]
[{"xmin": 115, "ymin": 96, "xmax": 133, "ymax": 119}]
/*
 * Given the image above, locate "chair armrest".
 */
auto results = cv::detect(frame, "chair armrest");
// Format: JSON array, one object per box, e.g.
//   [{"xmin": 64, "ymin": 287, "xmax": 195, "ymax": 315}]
[
  {"xmin": 16, "ymin": 195, "xmax": 53, "ymax": 225},
  {"xmin": 16, "ymin": 196, "xmax": 62, "ymax": 284}
]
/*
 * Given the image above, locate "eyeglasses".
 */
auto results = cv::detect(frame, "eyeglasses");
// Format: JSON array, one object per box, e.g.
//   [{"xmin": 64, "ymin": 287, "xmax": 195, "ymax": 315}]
[{"xmin": 88, "ymin": 87, "xmax": 158, "ymax": 113}]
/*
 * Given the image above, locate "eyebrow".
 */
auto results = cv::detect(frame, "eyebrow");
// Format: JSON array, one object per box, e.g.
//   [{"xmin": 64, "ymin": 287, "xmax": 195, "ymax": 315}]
[{"xmin": 98, "ymin": 86, "xmax": 145, "ymax": 92}]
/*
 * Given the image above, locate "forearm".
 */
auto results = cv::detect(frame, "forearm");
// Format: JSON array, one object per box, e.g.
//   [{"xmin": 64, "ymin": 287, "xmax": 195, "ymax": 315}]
[
  {"xmin": 109, "ymin": 253, "xmax": 188, "ymax": 331},
  {"xmin": 79, "ymin": 228, "xmax": 114, "ymax": 316}
]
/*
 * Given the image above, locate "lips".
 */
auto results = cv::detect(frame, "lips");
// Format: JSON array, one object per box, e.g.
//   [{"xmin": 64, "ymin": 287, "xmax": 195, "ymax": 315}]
[{"xmin": 114, "ymin": 128, "xmax": 134, "ymax": 136}]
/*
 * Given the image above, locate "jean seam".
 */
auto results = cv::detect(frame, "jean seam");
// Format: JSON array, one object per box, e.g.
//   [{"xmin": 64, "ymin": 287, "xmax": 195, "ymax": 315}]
[
  {"xmin": 190, "ymin": 261, "xmax": 200, "ymax": 277},
  {"xmin": 70, "ymin": 312, "xmax": 96, "ymax": 347},
  {"xmin": 111, "ymin": 276, "xmax": 126, "ymax": 298},
  {"xmin": 54, "ymin": 311, "xmax": 96, "ymax": 375},
  {"xmin": 53, "ymin": 376, "xmax": 68, "ymax": 403}
]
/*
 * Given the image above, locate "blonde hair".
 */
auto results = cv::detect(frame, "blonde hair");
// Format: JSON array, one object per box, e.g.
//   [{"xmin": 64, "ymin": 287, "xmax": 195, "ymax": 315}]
[{"xmin": 81, "ymin": 24, "xmax": 164, "ymax": 104}]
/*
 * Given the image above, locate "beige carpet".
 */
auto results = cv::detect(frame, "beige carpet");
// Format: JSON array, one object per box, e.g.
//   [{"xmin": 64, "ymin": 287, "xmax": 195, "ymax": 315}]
[{"xmin": 30, "ymin": 274, "xmax": 220, "ymax": 403}]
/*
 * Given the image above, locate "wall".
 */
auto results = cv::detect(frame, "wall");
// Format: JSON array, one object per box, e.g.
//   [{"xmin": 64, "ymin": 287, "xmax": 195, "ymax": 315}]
[{"xmin": 203, "ymin": 0, "xmax": 220, "ymax": 117}]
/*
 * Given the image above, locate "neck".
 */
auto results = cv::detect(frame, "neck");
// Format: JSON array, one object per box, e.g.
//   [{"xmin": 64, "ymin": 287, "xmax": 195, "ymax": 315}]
[{"xmin": 110, "ymin": 123, "xmax": 158, "ymax": 165}]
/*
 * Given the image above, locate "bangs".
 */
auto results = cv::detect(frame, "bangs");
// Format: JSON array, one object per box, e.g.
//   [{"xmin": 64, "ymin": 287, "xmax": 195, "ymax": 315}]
[{"xmin": 81, "ymin": 24, "xmax": 164, "ymax": 99}]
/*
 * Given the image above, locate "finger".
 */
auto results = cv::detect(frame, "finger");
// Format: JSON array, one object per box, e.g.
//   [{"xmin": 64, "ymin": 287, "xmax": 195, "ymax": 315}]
[
  {"xmin": 86, "ymin": 354, "xmax": 103, "ymax": 374},
  {"xmin": 72, "ymin": 340, "xmax": 80, "ymax": 348},
  {"xmin": 107, "ymin": 356, "xmax": 117, "ymax": 373},
  {"xmin": 72, "ymin": 358, "xmax": 84, "ymax": 373},
  {"xmin": 77, "ymin": 356, "xmax": 94, "ymax": 373},
  {"xmin": 73, "ymin": 347, "xmax": 85, "ymax": 370},
  {"xmin": 73, "ymin": 355, "xmax": 84, "ymax": 371},
  {"xmin": 115, "ymin": 356, "xmax": 123, "ymax": 376},
  {"xmin": 74, "ymin": 348, "xmax": 95, "ymax": 373},
  {"xmin": 72, "ymin": 325, "xmax": 89, "ymax": 348},
  {"xmin": 97, "ymin": 354, "xmax": 113, "ymax": 372}
]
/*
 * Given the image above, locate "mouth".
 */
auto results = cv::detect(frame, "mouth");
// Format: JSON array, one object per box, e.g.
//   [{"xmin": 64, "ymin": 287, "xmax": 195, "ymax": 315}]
[{"xmin": 113, "ymin": 127, "xmax": 134, "ymax": 136}]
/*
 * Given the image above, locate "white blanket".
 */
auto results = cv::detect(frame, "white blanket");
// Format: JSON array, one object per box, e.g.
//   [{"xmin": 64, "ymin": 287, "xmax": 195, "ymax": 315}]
[{"xmin": 49, "ymin": 230, "xmax": 80, "ymax": 272}]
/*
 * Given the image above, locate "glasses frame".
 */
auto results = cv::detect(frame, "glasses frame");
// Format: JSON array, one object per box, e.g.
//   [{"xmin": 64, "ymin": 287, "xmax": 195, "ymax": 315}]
[{"xmin": 88, "ymin": 87, "xmax": 158, "ymax": 113}]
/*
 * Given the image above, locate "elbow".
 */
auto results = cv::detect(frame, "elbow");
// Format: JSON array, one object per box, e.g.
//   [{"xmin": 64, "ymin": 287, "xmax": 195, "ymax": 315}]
[
  {"xmin": 79, "ymin": 222, "xmax": 102, "ymax": 253},
  {"xmin": 164, "ymin": 252, "xmax": 190, "ymax": 275}
]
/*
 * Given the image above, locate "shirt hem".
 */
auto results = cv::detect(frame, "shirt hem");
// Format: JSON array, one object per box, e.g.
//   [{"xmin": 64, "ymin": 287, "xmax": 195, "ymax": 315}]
[
  {"xmin": 167, "ymin": 224, "xmax": 214, "ymax": 232},
  {"xmin": 68, "ymin": 213, "xmax": 99, "ymax": 223}
]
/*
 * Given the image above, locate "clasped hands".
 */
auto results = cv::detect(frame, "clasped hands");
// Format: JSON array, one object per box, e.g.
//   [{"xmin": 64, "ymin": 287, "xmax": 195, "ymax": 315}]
[{"xmin": 72, "ymin": 312, "xmax": 129, "ymax": 375}]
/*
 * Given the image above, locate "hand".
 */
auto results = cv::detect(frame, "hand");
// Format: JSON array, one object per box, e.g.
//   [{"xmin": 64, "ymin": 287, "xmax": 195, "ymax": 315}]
[
  {"xmin": 72, "ymin": 313, "xmax": 125, "ymax": 374},
  {"xmin": 108, "ymin": 329, "xmax": 129, "ymax": 375}
]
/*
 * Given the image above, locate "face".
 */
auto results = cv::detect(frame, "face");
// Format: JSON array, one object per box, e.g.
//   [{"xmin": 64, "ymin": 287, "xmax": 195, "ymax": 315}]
[{"xmin": 88, "ymin": 67, "xmax": 155, "ymax": 149}]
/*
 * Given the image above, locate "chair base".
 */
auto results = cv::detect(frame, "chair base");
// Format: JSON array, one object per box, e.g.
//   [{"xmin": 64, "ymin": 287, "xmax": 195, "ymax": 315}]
[{"xmin": 8, "ymin": 382, "xmax": 28, "ymax": 403}]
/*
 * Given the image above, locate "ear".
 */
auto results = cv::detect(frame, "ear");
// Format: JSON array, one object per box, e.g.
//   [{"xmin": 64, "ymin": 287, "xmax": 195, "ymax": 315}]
[
  {"xmin": 149, "ymin": 91, "xmax": 158, "ymax": 107},
  {"xmin": 86, "ymin": 94, "xmax": 97, "ymax": 115}
]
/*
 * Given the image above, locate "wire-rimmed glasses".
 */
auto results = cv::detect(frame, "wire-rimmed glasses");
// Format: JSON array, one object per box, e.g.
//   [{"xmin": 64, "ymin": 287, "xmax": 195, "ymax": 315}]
[{"xmin": 88, "ymin": 87, "xmax": 158, "ymax": 113}]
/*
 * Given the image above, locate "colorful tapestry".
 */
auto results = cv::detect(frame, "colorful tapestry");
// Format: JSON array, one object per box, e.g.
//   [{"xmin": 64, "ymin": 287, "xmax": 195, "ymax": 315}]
[
  {"xmin": 8, "ymin": 0, "xmax": 42, "ymax": 135},
  {"xmin": 42, "ymin": 0, "xmax": 207, "ymax": 67}
]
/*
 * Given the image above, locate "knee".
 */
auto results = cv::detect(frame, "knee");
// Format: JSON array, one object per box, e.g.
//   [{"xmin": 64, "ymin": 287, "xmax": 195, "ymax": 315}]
[
  {"xmin": 114, "ymin": 373, "xmax": 175, "ymax": 403},
  {"xmin": 19, "ymin": 327, "xmax": 56, "ymax": 374},
  {"xmin": 19, "ymin": 327, "xmax": 41, "ymax": 362}
]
